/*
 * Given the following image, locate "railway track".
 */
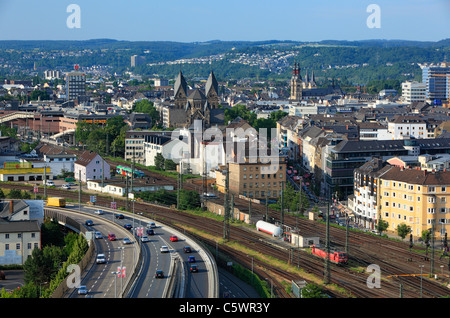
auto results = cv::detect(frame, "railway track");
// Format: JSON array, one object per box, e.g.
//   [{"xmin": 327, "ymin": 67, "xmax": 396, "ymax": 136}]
[{"xmin": 4, "ymin": 155, "xmax": 450, "ymax": 297}]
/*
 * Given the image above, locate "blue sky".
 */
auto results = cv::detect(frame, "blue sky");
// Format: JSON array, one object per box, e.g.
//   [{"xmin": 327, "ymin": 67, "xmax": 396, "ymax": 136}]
[{"xmin": 0, "ymin": 0, "xmax": 448, "ymax": 42}]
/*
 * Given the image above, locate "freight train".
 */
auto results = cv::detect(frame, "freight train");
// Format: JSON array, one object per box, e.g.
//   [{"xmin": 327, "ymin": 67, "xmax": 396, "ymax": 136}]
[{"xmin": 311, "ymin": 245, "xmax": 348, "ymax": 265}]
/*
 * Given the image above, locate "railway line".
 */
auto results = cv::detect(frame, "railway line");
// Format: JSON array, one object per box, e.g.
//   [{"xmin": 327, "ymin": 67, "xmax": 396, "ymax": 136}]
[{"xmin": 4, "ymin": 156, "xmax": 450, "ymax": 297}]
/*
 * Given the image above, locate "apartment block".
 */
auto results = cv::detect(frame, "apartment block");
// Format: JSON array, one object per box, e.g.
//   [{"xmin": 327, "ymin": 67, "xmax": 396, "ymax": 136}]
[{"xmin": 379, "ymin": 167, "xmax": 450, "ymax": 239}]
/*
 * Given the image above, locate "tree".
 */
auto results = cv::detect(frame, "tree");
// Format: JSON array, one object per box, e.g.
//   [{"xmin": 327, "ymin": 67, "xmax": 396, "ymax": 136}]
[
  {"xmin": 301, "ymin": 283, "xmax": 328, "ymax": 298},
  {"xmin": 376, "ymin": 218, "xmax": 389, "ymax": 234},
  {"xmin": 164, "ymin": 159, "xmax": 177, "ymax": 171},
  {"xmin": 397, "ymin": 223, "xmax": 412, "ymax": 240},
  {"xmin": 178, "ymin": 190, "xmax": 201, "ymax": 210},
  {"xmin": 154, "ymin": 153, "xmax": 165, "ymax": 171}
]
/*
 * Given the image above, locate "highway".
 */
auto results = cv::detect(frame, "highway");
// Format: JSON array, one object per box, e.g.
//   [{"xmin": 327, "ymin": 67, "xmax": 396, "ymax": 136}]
[{"xmin": 49, "ymin": 204, "xmax": 215, "ymax": 298}]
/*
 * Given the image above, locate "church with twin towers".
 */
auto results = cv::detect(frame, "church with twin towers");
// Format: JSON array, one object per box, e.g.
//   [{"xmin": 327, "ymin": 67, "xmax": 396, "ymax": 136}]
[{"xmin": 160, "ymin": 70, "xmax": 225, "ymax": 129}]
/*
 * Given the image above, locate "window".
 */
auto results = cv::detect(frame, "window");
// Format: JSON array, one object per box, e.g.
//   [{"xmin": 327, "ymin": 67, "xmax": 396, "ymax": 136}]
[{"xmin": 429, "ymin": 186, "xmax": 435, "ymax": 193}]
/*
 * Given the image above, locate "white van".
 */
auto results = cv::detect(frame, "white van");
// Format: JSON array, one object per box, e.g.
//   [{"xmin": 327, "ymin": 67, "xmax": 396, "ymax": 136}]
[{"xmin": 43, "ymin": 180, "xmax": 55, "ymax": 186}]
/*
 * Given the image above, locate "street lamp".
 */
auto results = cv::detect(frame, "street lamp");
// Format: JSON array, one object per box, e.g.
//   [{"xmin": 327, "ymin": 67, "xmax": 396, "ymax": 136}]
[{"xmin": 111, "ymin": 271, "xmax": 119, "ymax": 298}]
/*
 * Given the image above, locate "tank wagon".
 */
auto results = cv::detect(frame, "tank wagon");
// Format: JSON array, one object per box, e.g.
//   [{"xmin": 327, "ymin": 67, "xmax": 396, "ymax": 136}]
[{"xmin": 256, "ymin": 220, "xmax": 282, "ymax": 237}]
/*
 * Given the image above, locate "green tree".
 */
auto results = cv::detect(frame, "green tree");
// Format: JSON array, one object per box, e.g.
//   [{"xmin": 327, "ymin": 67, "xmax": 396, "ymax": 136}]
[
  {"xmin": 301, "ymin": 283, "xmax": 328, "ymax": 298},
  {"xmin": 41, "ymin": 218, "xmax": 65, "ymax": 247},
  {"xmin": 7, "ymin": 188, "xmax": 22, "ymax": 199},
  {"xmin": 397, "ymin": 223, "xmax": 412, "ymax": 240},
  {"xmin": 178, "ymin": 189, "xmax": 201, "ymax": 210},
  {"xmin": 154, "ymin": 153, "xmax": 165, "ymax": 171},
  {"xmin": 376, "ymin": 218, "xmax": 389, "ymax": 234}
]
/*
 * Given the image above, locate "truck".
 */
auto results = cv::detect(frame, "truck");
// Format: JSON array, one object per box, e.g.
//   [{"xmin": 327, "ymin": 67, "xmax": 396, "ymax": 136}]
[{"xmin": 47, "ymin": 197, "xmax": 66, "ymax": 207}]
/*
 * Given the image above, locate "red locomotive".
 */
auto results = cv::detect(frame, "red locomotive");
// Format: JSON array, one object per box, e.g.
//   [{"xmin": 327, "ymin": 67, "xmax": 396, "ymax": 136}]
[{"xmin": 311, "ymin": 245, "xmax": 348, "ymax": 265}]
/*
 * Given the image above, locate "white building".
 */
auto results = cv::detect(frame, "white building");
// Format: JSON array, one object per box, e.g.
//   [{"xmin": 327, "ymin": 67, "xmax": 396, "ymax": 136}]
[
  {"xmin": 0, "ymin": 200, "xmax": 43, "ymax": 265},
  {"xmin": 74, "ymin": 151, "xmax": 110, "ymax": 182},
  {"xmin": 401, "ymin": 81, "xmax": 426, "ymax": 104},
  {"xmin": 387, "ymin": 116, "xmax": 427, "ymax": 140}
]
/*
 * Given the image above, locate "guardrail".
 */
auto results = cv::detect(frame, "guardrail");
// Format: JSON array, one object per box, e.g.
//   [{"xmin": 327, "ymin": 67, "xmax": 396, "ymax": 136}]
[{"xmin": 44, "ymin": 206, "xmax": 141, "ymax": 298}]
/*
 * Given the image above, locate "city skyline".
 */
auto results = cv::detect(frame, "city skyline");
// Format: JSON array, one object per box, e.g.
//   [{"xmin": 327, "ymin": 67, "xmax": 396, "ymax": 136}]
[{"xmin": 0, "ymin": 0, "xmax": 449, "ymax": 43}]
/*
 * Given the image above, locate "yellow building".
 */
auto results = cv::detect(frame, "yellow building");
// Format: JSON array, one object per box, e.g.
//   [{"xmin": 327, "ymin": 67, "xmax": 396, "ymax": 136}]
[
  {"xmin": 379, "ymin": 166, "xmax": 450, "ymax": 239},
  {"xmin": 0, "ymin": 162, "xmax": 52, "ymax": 182},
  {"xmin": 215, "ymin": 156, "xmax": 287, "ymax": 201}
]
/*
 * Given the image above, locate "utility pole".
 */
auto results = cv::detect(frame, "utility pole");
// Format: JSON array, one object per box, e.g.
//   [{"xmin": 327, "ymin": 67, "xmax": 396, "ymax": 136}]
[
  {"xmin": 78, "ymin": 170, "xmax": 81, "ymax": 211},
  {"xmin": 177, "ymin": 161, "xmax": 183, "ymax": 210},
  {"xmin": 280, "ymin": 181, "xmax": 284, "ymax": 236},
  {"xmin": 43, "ymin": 164, "xmax": 47, "ymax": 200},
  {"xmin": 431, "ymin": 222, "xmax": 435, "ymax": 275},
  {"xmin": 324, "ymin": 194, "xmax": 331, "ymax": 285},
  {"xmin": 223, "ymin": 163, "xmax": 230, "ymax": 241}
]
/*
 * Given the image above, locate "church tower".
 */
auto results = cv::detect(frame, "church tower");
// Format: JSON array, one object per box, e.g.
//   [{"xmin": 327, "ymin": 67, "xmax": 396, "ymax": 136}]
[
  {"xmin": 174, "ymin": 70, "xmax": 188, "ymax": 109},
  {"xmin": 290, "ymin": 63, "xmax": 303, "ymax": 101}
]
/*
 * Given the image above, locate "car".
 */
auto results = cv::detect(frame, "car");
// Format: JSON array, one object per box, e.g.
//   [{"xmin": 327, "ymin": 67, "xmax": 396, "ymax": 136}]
[
  {"xmin": 188, "ymin": 256, "xmax": 196, "ymax": 263},
  {"xmin": 146, "ymin": 228, "xmax": 155, "ymax": 235},
  {"xmin": 141, "ymin": 235, "xmax": 149, "ymax": 242},
  {"xmin": 62, "ymin": 184, "xmax": 71, "ymax": 189},
  {"xmin": 95, "ymin": 209, "xmax": 104, "ymax": 215},
  {"xmin": 190, "ymin": 265, "xmax": 198, "ymax": 273},
  {"xmin": 108, "ymin": 233, "xmax": 116, "ymax": 241},
  {"xmin": 170, "ymin": 235, "xmax": 178, "ymax": 242},
  {"xmin": 155, "ymin": 270, "xmax": 164, "ymax": 278},
  {"xmin": 123, "ymin": 237, "xmax": 131, "ymax": 244},
  {"xmin": 43, "ymin": 180, "xmax": 55, "ymax": 186},
  {"xmin": 77, "ymin": 285, "xmax": 88, "ymax": 295},
  {"xmin": 147, "ymin": 222, "xmax": 156, "ymax": 228},
  {"xmin": 124, "ymin": 224, "xmax": 132, "ymax": 230},
  {"xmin": 85, "ymin": 220, "xmax": 93, "ymax": 226},
  {"xmin": 115, "ymin": 214, "xmax": 124, "ymax": 219},
  {"xmin": 96, "ymin": 254, "xmax": 106, "ymax": 264},
  {"xmin": 160, "ymin": 246, "xmax": 169, "ymax": 253},
  {"xmin": 95, "ymin": 231, "xmax": 102, "ymax": 239},
  {"xmin": 184, "ymin": 246, "xmax": 192, "ymax": 253},
  {"xmin": 67, "ymin": 182, "xmax": 78, "ymax": 186}
]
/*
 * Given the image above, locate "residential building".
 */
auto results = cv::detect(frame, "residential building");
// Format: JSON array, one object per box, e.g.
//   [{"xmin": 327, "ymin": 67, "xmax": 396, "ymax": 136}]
[
  {"xmin": 215, "ymin": 156, "xmax": 287, "ymax": 201},
  {"xmin": 0, "ymin": 200, "xmax": 43, "ymax": 265},
  {"xmin": 387, "ymin": 115, "xmax": 427, "ymax": 139},
  {"xmin": 352, "ymin": 158, "xmax": 391, "ymax": 229},
  {"xmin": 276, "ymin": 115, "xmax": 303, "ymax": 161},
  {"xmin": 74, "ymin": 151, "xmax": 110, "ymax": 182},
  {"xmin": 379, "ymin": 167, "xmax": 450, "ymax": 239}
]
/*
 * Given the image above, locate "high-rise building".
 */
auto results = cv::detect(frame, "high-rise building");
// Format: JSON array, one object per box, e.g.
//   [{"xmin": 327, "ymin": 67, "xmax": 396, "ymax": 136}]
[
  {"xmin": 421, "ymin": 62, "xmax": 450, "ymax": 102},
  {"xmin": 131, "ymin": 55, "xmax": 145, "ymax": 67},
  {"xmin": 65, "ymin": 71, "xmax": 86, "ymax": 101},
  {"xmin": 401, "ymin": 81, "xmax": 426, "ymax": 104}
]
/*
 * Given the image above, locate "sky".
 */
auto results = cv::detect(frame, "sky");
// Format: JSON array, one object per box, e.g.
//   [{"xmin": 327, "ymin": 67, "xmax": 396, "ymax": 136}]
[{"xmin": 0, "ymin": 0, "xmax": 449, "ymax": 43}]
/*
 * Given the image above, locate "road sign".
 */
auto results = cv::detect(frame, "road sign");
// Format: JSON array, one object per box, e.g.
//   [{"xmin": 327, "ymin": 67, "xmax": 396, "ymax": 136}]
[
  {"xmin": 90, "ymin": 195, "xmax": 96, "ymax": 203},
  {"xmin": 117, "ymin": 266, "xmax": 126, "ymax": 278},
  {"xmin": 111, "ymin": 202, "xmax": 117, "ymax": 209},
  {"xmin": 33, "ymin": 186, "xmax": 38, "ymax": 193}
]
